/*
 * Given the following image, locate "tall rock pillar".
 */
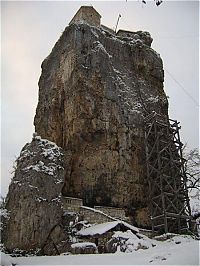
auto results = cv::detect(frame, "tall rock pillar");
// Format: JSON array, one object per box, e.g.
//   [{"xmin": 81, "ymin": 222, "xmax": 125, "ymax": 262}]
[{"xmin": 34, "ymin": 18, "xmax": 168, "ymax": 227}]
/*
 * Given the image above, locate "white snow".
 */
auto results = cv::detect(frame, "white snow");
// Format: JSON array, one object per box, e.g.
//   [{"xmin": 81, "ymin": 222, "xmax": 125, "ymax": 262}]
[
  {"xmin": 110, "ymin": 66, "xmax": 144, "ymax": 115},
  {"xmin": 129, "ymin": 39, "xmax": 143, "ymax": 46},
  {"xmin": 5, "ymin": 235, "xmax": 199, "ymax": 265},
  {"xmin": 20, "ymin": 136, "xmax": 64, "ymax": 182},
  {"xmin": 112, "ymin": 230, "xmax": 137, "ymax": 240},
  {"xmin": 166, "ymin": 234, "xmax": 195, "ymax": 244},
  {"xmin": 12, "ymin": 180, "xmax": 20, "ymax": 184},
  {"xmin": 51, "ymin": 197, "xmax": 61, "ymax": 203},
  {"xmin": 110, "ymin": 35, "xmax": 126, "ymax": 45},
  {"xmin": 0, "ymin": 208, "xmax": 10, "ymax": 230},
  {"xmin": 92, "ymin": 41, "xmax": 112, "ymax": 58},
  {"xmin": 23, "ymin": 161, "xmax": 63, "ymax": 177},
  {"xmin": 91, "ymin": 29, "xmax": 99, "ymax": 38},
  {"xmin": 111, "ymin": 230, "xmax": 155, "ymax": 253},
  {"xmin": 55, "ymin": 179, "xmax": 63, "ymax": 184},
  {"xmin": 0, "ymin": 209, "xmax": 9, "ymax": 219},
  {"xmin": 71, "ymin": 242, "xmax": 96, "ymax": 249},
  {"xmin": 34, "ymin": 136, "xmax": 60, "ymax": 149},
  {"xmin": 18, "ymin": 149, "xmax": 34, "ymax": 162},
  {"xmin": 0, "ymin": 252, "xmax": 15, "ymax": 266},
  {"xmin": 33, "ymin": 135, "xmax": 64, "ymax": 161},
  {"xmin": 112, "ymin": 67, "xmax": 122, "ymax": 75},
  {"xmin": 121, "ymin": 221, "xmax": 139, "ymax": 233},
  {"xmin": 77, "ymin": 221, "xmax": 139, "ymax": 236},
  {"xmin": 40, "ymin": 144, "xmax": 63, "ymax": 162},
  {"xmin": 28, "ymin": 185, "xmax": 38, "ymax": 190},
  {"xmin": 74, "ymin": 220, "xmax": 92, "ymax": 229},
  {"xmin": 147, "ymin": 95, "xmax": 159, "ymax": 103},
  {"xmin": 35, "ymin": 197, "xmax": 47, "ymax": 203},
  {"xmin": 77, "ymin": 221, "xmax": 117, "ymax": 236}
]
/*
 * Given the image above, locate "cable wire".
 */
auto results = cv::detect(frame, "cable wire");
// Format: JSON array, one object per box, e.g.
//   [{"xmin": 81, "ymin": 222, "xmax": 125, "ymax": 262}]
[{"xmin": 165, "ymin": 69, "xmax": 199, "ymax": 108}]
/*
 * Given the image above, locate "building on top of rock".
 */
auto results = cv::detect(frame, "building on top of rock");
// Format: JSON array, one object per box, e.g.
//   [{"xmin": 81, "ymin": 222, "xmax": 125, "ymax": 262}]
[{"xmin": 69, "ymin": 6, "xmax": 101, "ymax": 27}]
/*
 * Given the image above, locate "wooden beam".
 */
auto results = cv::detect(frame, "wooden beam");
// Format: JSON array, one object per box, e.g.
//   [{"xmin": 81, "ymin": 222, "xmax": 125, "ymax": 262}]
[{"xmin": 144, "ymin": 112, "xmax": 193, "ymax": 234}]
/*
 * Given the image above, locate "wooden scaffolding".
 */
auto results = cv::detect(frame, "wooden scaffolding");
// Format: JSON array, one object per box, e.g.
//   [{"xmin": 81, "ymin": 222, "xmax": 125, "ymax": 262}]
[{"xmin": 144, "ymin": 112, "xmax": 192, "ymax": 234}]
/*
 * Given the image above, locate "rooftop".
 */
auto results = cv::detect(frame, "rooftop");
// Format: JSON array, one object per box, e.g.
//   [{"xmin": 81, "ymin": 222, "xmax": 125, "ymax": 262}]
[{"xmin": 76, "ymin": 221, "xmax": 139, "ymax": 237}]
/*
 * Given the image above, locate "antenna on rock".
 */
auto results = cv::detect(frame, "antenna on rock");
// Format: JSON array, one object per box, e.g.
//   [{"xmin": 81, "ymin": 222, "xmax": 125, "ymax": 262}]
[{"xmin": 115, "ymin": 14, "xmax": 121, "ymax": 34}]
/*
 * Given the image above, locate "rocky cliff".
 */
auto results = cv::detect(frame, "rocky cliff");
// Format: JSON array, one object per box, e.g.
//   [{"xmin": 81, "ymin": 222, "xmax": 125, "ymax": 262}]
[
  {"xmin": 2, "ymin": 22, "xmax": 169, "ymax": 254},
  {"xmin": 34, "ymin": 23, "xmax": 168, "ymax": 217}
]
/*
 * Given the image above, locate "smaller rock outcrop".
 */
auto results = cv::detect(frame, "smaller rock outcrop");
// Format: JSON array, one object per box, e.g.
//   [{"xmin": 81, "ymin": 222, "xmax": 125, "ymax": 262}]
[{"xmin": 2, "ymin": 135, "xmax": 68, "ymax": 255}]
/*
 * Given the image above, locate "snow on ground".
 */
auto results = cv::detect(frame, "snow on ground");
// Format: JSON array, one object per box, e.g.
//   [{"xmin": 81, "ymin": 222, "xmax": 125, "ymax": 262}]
[
  {"xmin": 1, "ymin": 252, "xmax": 16, "ymax": 266},
  {"xmin": 1, "ymin": 235, "xmax": 199, "ymax": 265}
]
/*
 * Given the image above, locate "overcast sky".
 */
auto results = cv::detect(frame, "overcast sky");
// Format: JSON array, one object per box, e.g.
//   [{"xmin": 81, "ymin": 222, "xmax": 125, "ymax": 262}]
[{"xmin": 1, "ymin": 0, "xmax": 199, "ymax": 196}]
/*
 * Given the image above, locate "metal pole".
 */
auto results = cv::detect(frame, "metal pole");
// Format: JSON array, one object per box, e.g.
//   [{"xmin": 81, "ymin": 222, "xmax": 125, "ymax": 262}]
[{"xmin": 115, "ymin": 14, "xmax": 121, "ymax": 34}]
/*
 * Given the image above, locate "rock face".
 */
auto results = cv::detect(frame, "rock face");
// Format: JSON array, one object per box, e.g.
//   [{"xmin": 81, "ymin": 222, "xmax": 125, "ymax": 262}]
[
  {"xmin": 2, "ymin": 136, "xmax": 68, "ymax": 255},
  {"xmin": 34, "ymin": 23, "xmax": 168, "ymax": 225},
  {"xmin": 3, "ymin": 19, "xmax": 169, "ymax": 254}
]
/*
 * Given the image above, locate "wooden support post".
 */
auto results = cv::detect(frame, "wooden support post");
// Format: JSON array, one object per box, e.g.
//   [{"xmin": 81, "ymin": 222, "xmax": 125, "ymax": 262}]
[{"xmin": 144, "ymin": 112, "xmax": 193, "ymax": 234}]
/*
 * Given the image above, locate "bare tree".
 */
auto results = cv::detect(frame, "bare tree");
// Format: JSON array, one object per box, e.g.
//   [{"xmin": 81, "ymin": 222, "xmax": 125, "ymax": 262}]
[
  {"xmin": 184, "ymin": 148, "xmax": 200, "ymax": 191},
  {"xmin": 184, "ymin": 148, "xmax": 200, "ymax": 229}
]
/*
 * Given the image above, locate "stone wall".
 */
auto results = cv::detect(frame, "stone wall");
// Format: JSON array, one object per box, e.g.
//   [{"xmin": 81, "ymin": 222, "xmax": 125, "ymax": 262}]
[
  {"xmin": 79, "ymin": 206, "xmax": 114, "ymax": 224},
  {"xmin": 62, "ymin": 196, "xmax": 83, "ymax": 213},
  {"xmin": 94, "ymin": 206, "xmax": 127, "ymax": 220},
  {"xmin": 62, "ymin": 197, "xmax": 130, "ymax": 224}
]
